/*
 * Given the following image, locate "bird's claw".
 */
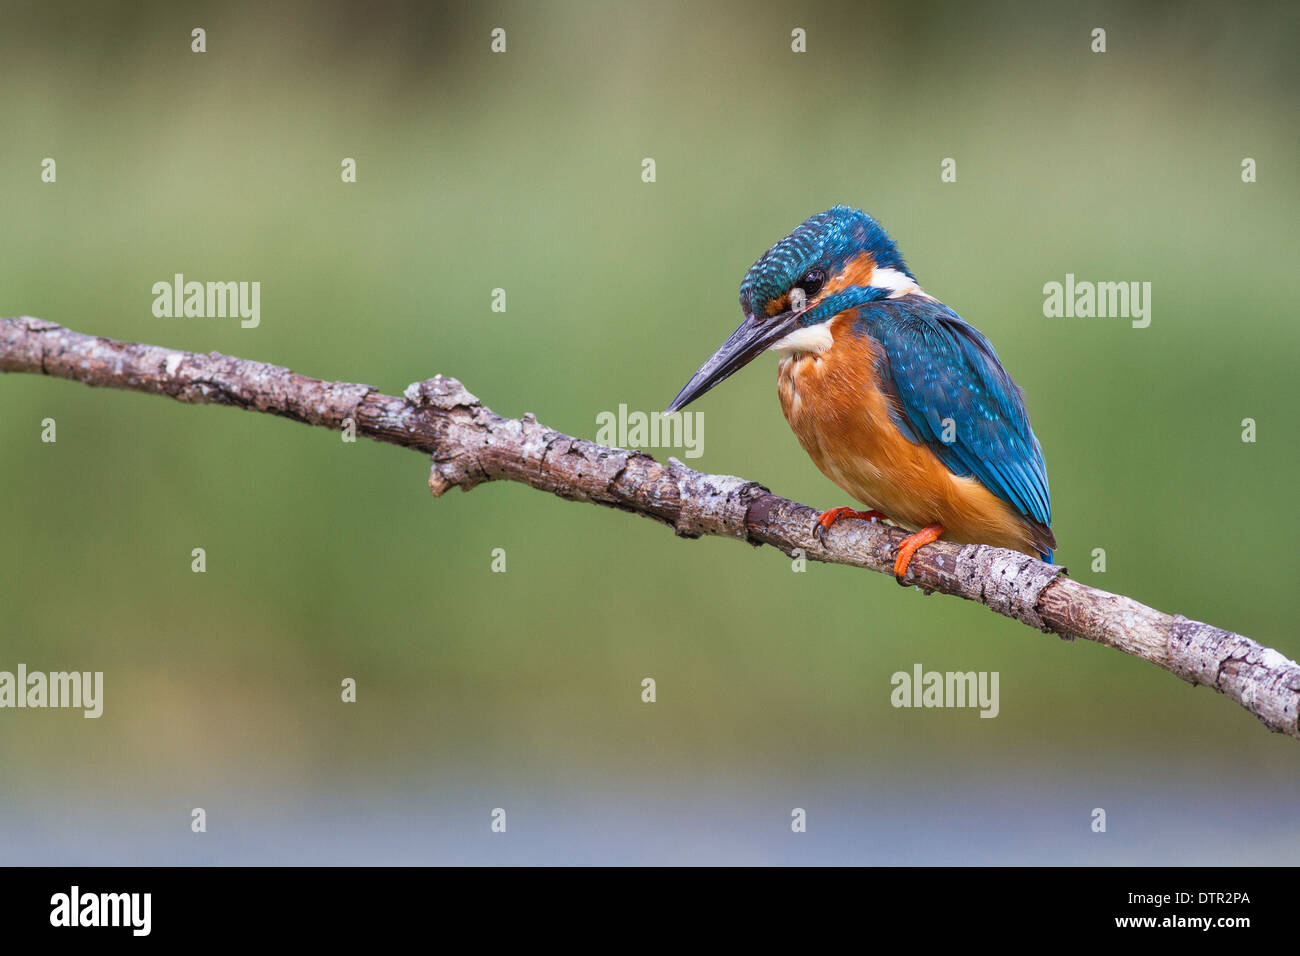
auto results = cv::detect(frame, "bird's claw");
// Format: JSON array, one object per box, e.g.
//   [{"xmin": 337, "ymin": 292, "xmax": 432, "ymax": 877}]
[
  {"xmin": 892, "ymin": 523, "xmax": 945, "ymax": 585},
  {"xmin": 813, "ymin": 506, "xmax": 887, "ymax": 546}
]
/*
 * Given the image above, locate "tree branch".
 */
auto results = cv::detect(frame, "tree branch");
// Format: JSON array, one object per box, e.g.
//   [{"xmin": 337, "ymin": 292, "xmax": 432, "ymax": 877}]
[{"xmin": 4, "ymin": 315, "xmax": 1297, "ymax": 739}]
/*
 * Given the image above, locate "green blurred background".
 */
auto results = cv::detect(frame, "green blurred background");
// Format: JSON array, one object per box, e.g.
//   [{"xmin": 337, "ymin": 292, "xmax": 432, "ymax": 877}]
[{"xmin": 1, "ymin": 0, "xmax": 1297, "ymax": 863}]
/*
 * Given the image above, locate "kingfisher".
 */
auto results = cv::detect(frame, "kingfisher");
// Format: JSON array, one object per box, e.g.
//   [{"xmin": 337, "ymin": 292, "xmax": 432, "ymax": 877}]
[{"xmin": 666, "ymin": 205, "xmax": 1055, "ymax": 582}]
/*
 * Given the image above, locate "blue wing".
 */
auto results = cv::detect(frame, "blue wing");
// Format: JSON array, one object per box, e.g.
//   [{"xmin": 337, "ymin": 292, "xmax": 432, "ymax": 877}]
[{"xmin": 854, "ymin": 297, "xmax": 1054, "ymax": 551}]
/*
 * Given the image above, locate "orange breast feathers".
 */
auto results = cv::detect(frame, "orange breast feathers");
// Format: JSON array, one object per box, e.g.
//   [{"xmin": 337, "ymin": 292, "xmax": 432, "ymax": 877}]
[{"xmin": 776, "ymin": 312, "xmax": 1045, "ymax": 556}]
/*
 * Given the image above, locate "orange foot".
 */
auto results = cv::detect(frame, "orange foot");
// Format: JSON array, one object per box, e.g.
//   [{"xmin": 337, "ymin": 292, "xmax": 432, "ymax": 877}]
[
  {"xmin": 813, "ymin": 506, "xmax": 889, "ymax": 545},
  {"xmin": 894, "ymin": 523, "xmax": 945, "ymax": 585}
]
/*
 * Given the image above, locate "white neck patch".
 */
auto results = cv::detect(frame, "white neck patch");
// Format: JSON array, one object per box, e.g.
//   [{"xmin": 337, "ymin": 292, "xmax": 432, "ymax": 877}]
[
  {"xmin": 768, "ymin": 267, "xmax": 932, "ymax": 358},
  {"xmin": 869, "ymin": 267, "xmax": 933, "ymax": 299}
]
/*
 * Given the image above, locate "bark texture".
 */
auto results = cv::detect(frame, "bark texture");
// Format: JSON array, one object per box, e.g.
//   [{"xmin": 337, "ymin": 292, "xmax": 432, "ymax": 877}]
[{"xmin": 3, "ymin": 316, "xmax": 1296, "ymax": 738}]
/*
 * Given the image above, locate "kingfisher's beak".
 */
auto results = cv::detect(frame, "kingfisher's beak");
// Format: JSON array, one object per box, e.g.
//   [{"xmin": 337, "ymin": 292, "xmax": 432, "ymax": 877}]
[{"xmin": 665, "ymin": 310, "xmax": 802, "ymax": 413}]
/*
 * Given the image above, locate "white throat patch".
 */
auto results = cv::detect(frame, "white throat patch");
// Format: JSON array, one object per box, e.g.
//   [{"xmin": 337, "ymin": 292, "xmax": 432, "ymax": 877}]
[
  {"xmin": 768, "ymin": 267, "xmax": 932, "ymax": 358},
  {"xmin": 770, "ymin": 322, "xmax": 834, "ymax": 357}
]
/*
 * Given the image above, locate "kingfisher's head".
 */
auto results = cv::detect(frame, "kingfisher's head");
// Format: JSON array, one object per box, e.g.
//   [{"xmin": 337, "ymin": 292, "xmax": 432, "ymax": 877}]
[{"xmin": 667, "ymin": 205, "xmax": 915, "ymax": 413}]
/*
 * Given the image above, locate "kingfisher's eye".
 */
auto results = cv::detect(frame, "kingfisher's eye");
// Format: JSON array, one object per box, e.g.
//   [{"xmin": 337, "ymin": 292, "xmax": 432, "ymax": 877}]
[{"xmin": 796, "ymin": 270, "xmax": 826, "ymax": 297}]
